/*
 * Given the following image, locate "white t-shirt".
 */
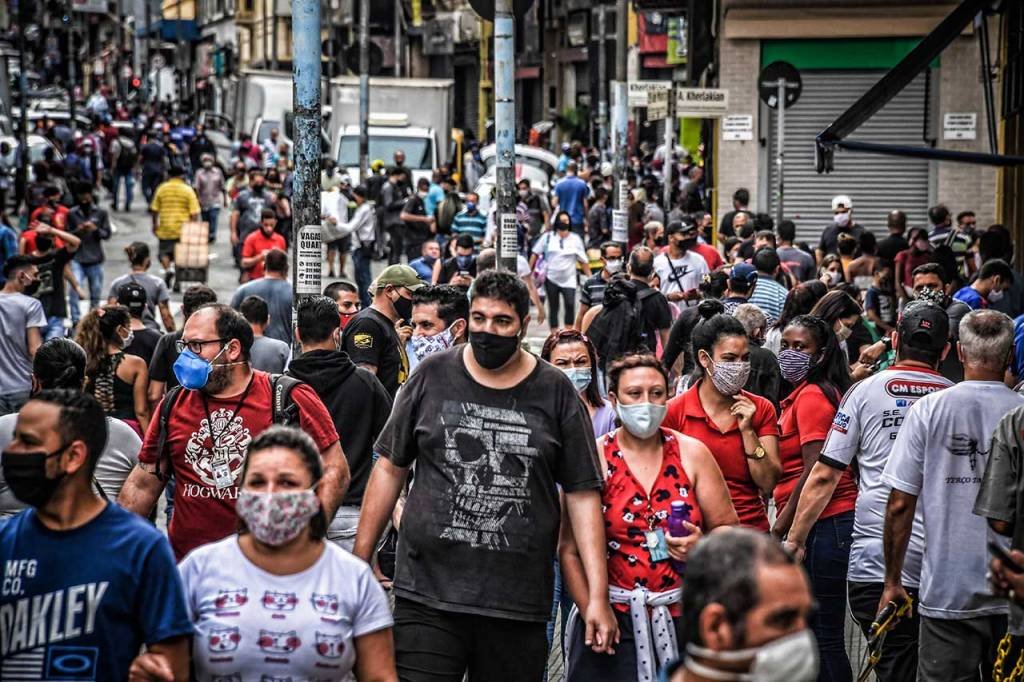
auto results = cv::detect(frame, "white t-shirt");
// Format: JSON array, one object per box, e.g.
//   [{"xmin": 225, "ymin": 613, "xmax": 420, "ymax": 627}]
[
  {"xmin": 532, "ymin": 231, "xmax": 587, "ymax": 289},
  {"xmin": 883, "ymin": 380, "xmax": 1024, "ymax": 620},
  {"xmin": 180, "ymin": 535, "xmax": 393, "ymax": 681},
  {"xmin": 820, "ymin": 366, "xmax": 953, "ymax": 587},
  {"xmin": 653, "ymin": 251, "xmax": 708, "ymax": 301}
]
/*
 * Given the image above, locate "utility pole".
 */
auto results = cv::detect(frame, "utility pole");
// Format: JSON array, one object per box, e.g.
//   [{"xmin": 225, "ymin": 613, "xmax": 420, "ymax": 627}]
[
  {"xmin": 271, "ymin": 0, "xmax": 279, "ymax": 71},
  {"xmin": 358, "ymin": 0, "xmax": 370, "ymax": 181},
  {"xmin": 291, "ymin": 0, "xmax": 323, "ymax": 345},
  {"xmin": 774, "ymin": 78, "xmax": 785, "ymax": 227},
  {"xmin": 324, "ymin": 0, "xmax": 333, "ymax": 107},
  {"xmin": 144, "ymin": 0, "xmax": 152, "ymax": 103},
  {"xmin": 15, "ymin": 0, "xmax": 29, "ymax": 211},
  {"xmin": 493, "ymin": 0, "xmax": 516, "ymax": 272},
  {"xmin": 394, "ymin": 0, "xmax": 402, "ymax": 77},
  {"xmin": 612, "ymin": 0, "xmax": 628, "ymax": 209},
  {"xmin": 68, "ymin": 24, "xmax": 78, "ymax": 131},
  {"xmin": 596, "ymin": 5, "xmax": 608, "ymax": 158}
]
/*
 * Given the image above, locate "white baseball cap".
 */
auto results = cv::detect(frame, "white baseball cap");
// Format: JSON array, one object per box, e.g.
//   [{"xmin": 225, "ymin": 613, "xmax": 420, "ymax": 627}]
[{"xmin": 832, "ymin": 195, "xmax": 853, "ymax": 211}]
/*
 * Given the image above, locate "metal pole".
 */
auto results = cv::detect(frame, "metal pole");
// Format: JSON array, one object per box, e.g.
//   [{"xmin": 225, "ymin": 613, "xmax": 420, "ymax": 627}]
[
  {"xmin": 394, "ymin": 0, "xmax": 402, "ymax": 77},
  {"xmin": 325, "ymin": 1, "xmax": 334, "ymax": 108},
  {"xmin": 358, "ymin": 0, "xmax": 370, "ymax": 181},
  {"xmin": 144, "ymin": 0, "xmax": 152, "ymax": 103},
  {"xmin": 272, "ymin": 0, "xmax": 279, "ymax": 71},
  {"xmin": 292, "ymin": 0, "xmax": 322, "ymax": 346},
  {"xmin": 68, "ymin": 28, "xmax": 78, "ymax": 132},
  {"xmin": 494, "ymin": 0, "xmax": 516, "ymax": 272},
  {"xmin": 15, "ymin": 0, "xmax": 28, "ymax": 212},
  {"xmin": 663, "ymin": 112, "xmax": 672, "ymax": 210},
  {"xmin": 612, "ymin": 0, "xmax": 628, "ymax": 208},
  {"xmin": 978, "ymin": 13, "xmax": 998, "ymax": 155},
  {"xmin": 775, "ymin": 78, "xmax": 785, "ymax": 227},
  {"xmin": 596, "ymin": 5, "xmax": 608, "ymax": 158},
  {"xmin": 263, "ymin": 0, "xmax": 270, "ymax": 69}
]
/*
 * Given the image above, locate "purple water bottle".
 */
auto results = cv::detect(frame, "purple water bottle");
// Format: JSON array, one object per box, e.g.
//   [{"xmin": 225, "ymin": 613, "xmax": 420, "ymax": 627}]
[{"xmin": 668, "ymin": 501, "xmax": 691, "ymax": 575}]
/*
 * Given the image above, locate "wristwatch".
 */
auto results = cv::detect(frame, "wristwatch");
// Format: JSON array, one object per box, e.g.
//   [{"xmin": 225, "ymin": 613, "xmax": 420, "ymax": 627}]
[{"xmin": 746, "ymin": 443, "xmax": 766, "ymax": 460}]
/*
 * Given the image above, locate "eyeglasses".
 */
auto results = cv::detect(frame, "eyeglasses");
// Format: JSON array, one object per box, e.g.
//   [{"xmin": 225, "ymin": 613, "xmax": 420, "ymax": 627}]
[{"xmin": 176, "ymin": 338, "xmax": 228, "ymax": 354}]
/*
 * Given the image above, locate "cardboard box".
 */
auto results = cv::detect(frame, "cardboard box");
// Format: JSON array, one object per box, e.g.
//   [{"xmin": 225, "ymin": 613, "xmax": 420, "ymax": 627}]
[{"xmin": 178, "ymin": 221, "xmax": 209, "ymax": 245}]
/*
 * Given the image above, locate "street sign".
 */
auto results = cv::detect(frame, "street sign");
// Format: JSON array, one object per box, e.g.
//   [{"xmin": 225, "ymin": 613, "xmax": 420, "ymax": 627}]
[
  {"xmin": 612, "ymin": 210, "xmax": 629, "ymax": 243},
  {"xmin": 468, "ymin": 0, "xmax": 534, "ymax": 21},
  {"xmin": 647, "ymin": 89, "xmax": 669, "ymax": 119},
  {"xmin": 627, "ymin": 80, "xmax": 672, "ymax": 108},
  {"xmin": 618, "ymin": 181, "xmax": 630, "ymax": 210},
  {"xmin": 722, "ymin": 115, "xmax": 753, "ymax": 141},
  {"xmin": 758, "ymin": 61, "xmax": 802, "ymax": 110},
  {"xmin": 943, "ymin": 112, "xmax": 978, "ymax": 140},
  {"xmin": 675, "ymin": 88, "xmax": 729, "ymax": 118},
  {"xmin": 295, "ymin": 225, "xmax": 324, "ymax": 295},
  {"xmin": 499, "ymin": 213, "xmax": 518, "ymax": 265}
]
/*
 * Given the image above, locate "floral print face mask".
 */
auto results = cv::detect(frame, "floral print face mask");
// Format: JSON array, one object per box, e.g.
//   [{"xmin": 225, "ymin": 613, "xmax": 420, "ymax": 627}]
[{"xmin": 236, "ymin": 488, "xmax": 321, "ymax": 546}]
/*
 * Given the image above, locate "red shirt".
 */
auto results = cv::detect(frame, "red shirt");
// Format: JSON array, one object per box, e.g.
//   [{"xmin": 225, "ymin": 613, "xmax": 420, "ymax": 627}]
[
  {"xmin": 694, "ymin": 242, "xmax": 724, "ymax": 271},
  {"xmin": 664, "ymin": 381, "xmax": 778, "ymax": 531},
  {"xmin": 773, "ymin": 382, "xmax": 857, "ymax": 519},
  {"xmin": 29, "ymin": 205, "xmax": 69, "ymax": 230},
  {"xmin": 602, "ymin": 428, "xmax": 702, "ymax": 615},
  {"xmin": 139, "ymin": 371, "xmax": 340, "ymax": 559},
  {"xmin": 20, "ymin": 228, "xmax": 66, "ymax": 253},
  {"xmin": 241, "ymin": 230, "xmax": 286, "ymax": 279}
]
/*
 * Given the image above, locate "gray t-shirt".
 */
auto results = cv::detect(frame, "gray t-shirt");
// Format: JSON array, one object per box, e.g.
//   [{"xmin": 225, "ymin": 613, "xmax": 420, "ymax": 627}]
[
  {"xmin": 0, "ymin": 292, "xmax": 46, "ymax": 395},
  {"xmin": 229, "ymin": 277, "xmax": 293, "ymax": 346},
  {"xmin": 249, "ymin": 336, "xmax": 291, "ymax": 374},
  {"xmin": 0, "ymin": 414, "xmax": 142, "ymax": 516},
  {"xmin": 883, "ymin": 380, "xmax": 1024, "ymax": 620},
  {"xmin": 107, "ymin": 272, "xmax": 171, "ymax": 331},
  {"xmin": 820, "ymin": 366, "xmax": 953, "ymax": 587}
]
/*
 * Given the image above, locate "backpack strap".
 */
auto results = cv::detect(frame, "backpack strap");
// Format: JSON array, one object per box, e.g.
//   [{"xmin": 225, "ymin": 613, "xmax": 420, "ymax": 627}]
[
  {"xmin": 155, "ymin": 385, "xmax": 184, "ymax": 481},
  {"xmin": 269, "ymin": 373, "xmax": 303, "ymax": 426}
]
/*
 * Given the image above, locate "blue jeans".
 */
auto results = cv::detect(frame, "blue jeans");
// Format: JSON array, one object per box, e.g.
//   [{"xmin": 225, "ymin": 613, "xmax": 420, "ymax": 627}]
[
  {"xmin": 201, "ymin": 206, "xmax": 220, "ymax": 241},
  {"xmin": 44, "ymin": 315, "xmax": 66, "ymax": 341},
  {"xmin": 68, "ymin": 261, "xmax": 103, "ymax": 326},
  {"xmin": 352, "ymin": 246, "xmax": 373, "ymax": 309},
  {"xmin": 804, "ymin": 510, "xmax": 854, "ymax": 682},
  {"xmin": 112, "ymin": 170, "xmax": 135, "ymax": 210}
]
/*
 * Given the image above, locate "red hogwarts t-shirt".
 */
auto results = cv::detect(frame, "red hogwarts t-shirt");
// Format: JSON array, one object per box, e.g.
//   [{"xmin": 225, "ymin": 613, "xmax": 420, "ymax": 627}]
[{"xmin": 139, "ymin": 371, "xmax": 339, "ymax": 560}]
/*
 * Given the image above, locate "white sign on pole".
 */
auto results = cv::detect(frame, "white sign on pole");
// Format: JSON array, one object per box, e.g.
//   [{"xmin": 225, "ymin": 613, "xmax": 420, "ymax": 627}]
[
  {"xmin": 295, "ymin": 225, "xmax": 324, "ymax": 295},
  {"xmin": 675, "ymin": 88, "xmax": 729, "ymax": 118},
  {"xmin": 612, "ymin": 210, "xmax": 629, "ymax": 243},
  {"xmin": 943, "ymin": 113, "xmax": 977, "ymax": 140},
  {"xmin": 499, "ymin": 213, "xmax": 518, "ymax": 263},
  {"xmin": 647, "ymin": 89, "xmax": 669, "ymax": 119},
  {"xmin": 618, "ymin": 181, "xmax": 630, "ymax": 210},
  {"xmin": 722, "ymin": 115, "xmax": 754, "ymax": 141},
  {"xmin": 627, "ymin": 80, "xmax": 673, "ymax": 108},
  {"xmin": 72, "ymin": 0, "xmax": 108, "ymax": 12}
]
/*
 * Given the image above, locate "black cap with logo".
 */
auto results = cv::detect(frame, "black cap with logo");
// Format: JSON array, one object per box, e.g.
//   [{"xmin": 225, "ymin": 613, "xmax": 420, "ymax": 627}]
[{"xmin": 898, "ymin": 300, "xmax": 950, "ymax": 351}]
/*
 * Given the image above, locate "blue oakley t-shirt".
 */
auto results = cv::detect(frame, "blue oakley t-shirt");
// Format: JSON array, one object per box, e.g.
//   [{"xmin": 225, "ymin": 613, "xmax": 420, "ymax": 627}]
[{"xmin": 0, "ymin": 503, "xmax": 192, "ymax": 681}]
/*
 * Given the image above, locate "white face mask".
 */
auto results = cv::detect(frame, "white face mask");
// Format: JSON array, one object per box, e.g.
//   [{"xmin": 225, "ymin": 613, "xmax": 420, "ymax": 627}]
[
  {"xmin": 604, "ymin": 259, "xmax": 623, "ymax": 275},
  {"xmin": 833, "ymin": 211, "xmax": 851, "ymax": 227},
  {"xmin": 685, "ymin": 630, "xmax": 819, "ymax": 682},
  {"xmin": 990, "ymin": 289, "xmax": 1006, "ymax": 303},
  {"xmin": 835, "ymin": 322, "xmax": 853, "ymax": 343},
  {"xmin": 615, "ymin": 401, "xmax": 666, "ymax": 439}
]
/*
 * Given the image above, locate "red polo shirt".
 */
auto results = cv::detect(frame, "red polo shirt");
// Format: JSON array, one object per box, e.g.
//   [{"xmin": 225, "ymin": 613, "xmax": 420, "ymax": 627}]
[
  {"xmin": 773, "ymin": 381, "xmax": 857, "ymax": 520},
  {"xmin": 241, "ymin": 230, "xmax": 286, "ymax": 279},
  {"xmin": 664, "ymin": 381, "xmax": 779, "ymax": 530},
  {"xmin": 694, "ymin": 242, "xmax": 724, "ymax": 271}
]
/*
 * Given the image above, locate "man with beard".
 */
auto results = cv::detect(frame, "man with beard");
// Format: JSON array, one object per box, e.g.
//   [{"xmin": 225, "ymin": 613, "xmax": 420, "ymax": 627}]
[
  {"xmin": 406, "ymin": 284, "xmax": 469, "ymax": 373},
  {"xmin": 117, "ymin": 303, "xmax": 349, "ymax": 560},
  {"xmin": 287, "ymin": 295, "xmax": 391, "ymax": 551}
]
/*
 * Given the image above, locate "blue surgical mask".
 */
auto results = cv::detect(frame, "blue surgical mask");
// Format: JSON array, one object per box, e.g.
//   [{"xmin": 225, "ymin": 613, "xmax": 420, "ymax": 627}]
[
  {"xmin": 615, "ymin": 401, "xmax": 667, "ymax": 439},
  {"xmin": 465, "ymin": 201, "xmax": 477, "ymax": 212},
  {"xmin": 172, "ymin": 346, "xmax": 227, "ymax": 391},
  {"xmin": 562, "ymin": 367, "xmax": 592, "ymax": 393}
]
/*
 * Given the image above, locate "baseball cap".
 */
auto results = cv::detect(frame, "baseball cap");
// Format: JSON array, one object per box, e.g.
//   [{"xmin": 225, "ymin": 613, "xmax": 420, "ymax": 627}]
[
  {"xmin": 832, "ymin": 195, "xmax": 853, "ymax": 211},
  {"xmin": 729, "ymin": 263, "xmax": 758, "ymax": 284},
  {"xmin": 898, "ymin": 300, "xmax": 949, "ymax": 352},
  {"xmin": 375, "ymin": 264, "xmax": 425, "ymax": 291},
  {"xmin": 600, "ymin": 161, "xmax": 613, "ymax": 177},
  {"xmin": 117, "ymin": 281, "xmax": 148, "ymax": 316}
]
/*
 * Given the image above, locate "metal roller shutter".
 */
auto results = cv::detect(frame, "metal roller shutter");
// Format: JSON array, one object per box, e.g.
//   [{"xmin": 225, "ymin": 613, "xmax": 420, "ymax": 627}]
[{"xmin": 766, "ymin": 70, "xmax": 932, "ymax": 246}]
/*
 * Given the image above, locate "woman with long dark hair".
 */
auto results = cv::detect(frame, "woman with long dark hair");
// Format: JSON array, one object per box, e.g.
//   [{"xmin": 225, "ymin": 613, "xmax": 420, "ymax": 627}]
[
  {"xmin": 764, "ymin": 280, "xmax": 827, "ymax": 356},
  {"xmin": 771, "ymin": 314, "xmax": 857, "ymax": 682},
  {"xmin": 811, "ymin": 289, "xmax": 875, "ymax": 379},
  {"xmin": 76, "ymin": 304, "xmax": 151, "ymax": 437}
]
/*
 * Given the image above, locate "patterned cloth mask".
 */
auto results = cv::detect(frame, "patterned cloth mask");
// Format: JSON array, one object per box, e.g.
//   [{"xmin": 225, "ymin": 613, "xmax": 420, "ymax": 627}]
[
  {"xmin": 410, "ymin": 326, "xmax": 456, "ymax": 362},
  {"xmin": 702, "ymin": 352, "xmax": 750, "ymax": 396},
  {"xmin": 778, "ymin": 348, "xmax": 814, "ymax": 385},
  {"xmin": 236, "ymin": 489, "xmax": 321, "ymax": 546}
]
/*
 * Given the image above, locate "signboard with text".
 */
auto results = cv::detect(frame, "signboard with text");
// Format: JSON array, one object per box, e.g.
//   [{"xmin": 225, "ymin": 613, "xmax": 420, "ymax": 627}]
[
  {"xmin": 628, "ymin": 80, "xmax": 672, "ymax": 108},
  {"xmin": 675, "ymin": 88, "xmax": 729, "ymax": 118}
]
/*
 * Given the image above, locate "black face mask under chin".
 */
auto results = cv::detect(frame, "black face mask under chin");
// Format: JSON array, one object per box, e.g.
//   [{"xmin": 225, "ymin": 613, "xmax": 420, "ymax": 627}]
[
  {"xmin": 1, "ymin": 447, "xmax": 68, "ymax": 508},
  {"xmin": 469, "ymin": 330, "xmax": 521, "ymax": 370}
]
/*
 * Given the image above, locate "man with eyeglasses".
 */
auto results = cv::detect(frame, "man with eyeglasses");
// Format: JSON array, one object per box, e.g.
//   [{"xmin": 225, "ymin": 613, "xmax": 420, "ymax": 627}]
[{"xmin": 118, "ymin": 303, "xmax": 349, "ymax": 561}]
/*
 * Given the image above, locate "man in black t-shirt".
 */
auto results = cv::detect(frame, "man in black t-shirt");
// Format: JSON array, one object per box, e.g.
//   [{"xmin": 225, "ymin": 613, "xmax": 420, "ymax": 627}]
[
  {"xmin": 876, "ymin": 210, "xmax": 910, "ymax": 266},
  {"xmin": 341, "ymin": 264, "xmax": 422, "ymax": 397},
  {"xmin": 629, "ymin": 245, "xmax": 673, "ymax": 351},
  {"xmin": 399, "ymin": 177, "xmax": 435, "ymax": 262},
  {"xmin": 28, "ymin": 224, "xmax": 81, "ymax": 340},
  {"xmin": 353, "ymin": 270, "xmax": 617, "ymax": 682}
]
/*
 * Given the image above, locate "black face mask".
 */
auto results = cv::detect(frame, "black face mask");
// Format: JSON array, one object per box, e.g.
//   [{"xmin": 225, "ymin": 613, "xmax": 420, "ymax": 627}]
[
  {"xmin": 251, "ymin": 184, "xmax": 265, "ymax": 195},
  {"xmin": 655, "ymin": 236, "xmax": 668, "ymax": 247},
  {"xmin": 393, "ymin": 292, "xmax": 413, "ymax": 322},
  {"xmin": 680, "ymin": 237, "xmax": 698, "ymax": 251},
  {"xmin": 1, "ymin": 446, "xmax": 68, "ymax": 508},
  {"xmin": 22, "ymin": 276, "xmax": 40, "ymax": 296},
  {"xmin": 36, "ymin": 236, "xmax": 53, "ymax": 252},
  {"xmin": 470, "ymin": 330, "xmax": 521, "ymax": 370}
]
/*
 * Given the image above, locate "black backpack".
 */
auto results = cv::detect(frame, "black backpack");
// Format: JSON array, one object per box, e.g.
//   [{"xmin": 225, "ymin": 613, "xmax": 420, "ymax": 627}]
[
  {"xmin": 153, "ymin": 373, "xmax": 303, "ymax": 481},
  {"xmin": 588, "ymin": 278, "xmax": 660, "ymax": 370},
  {"xmin": 116, "ymin": 137, "xmax": 138, "ymax": 171}
]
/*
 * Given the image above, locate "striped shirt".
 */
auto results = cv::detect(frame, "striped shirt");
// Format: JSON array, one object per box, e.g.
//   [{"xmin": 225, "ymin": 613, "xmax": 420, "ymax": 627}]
[
  {"xmin": 451, "ymin": 209, "xmax": 488, "ymax": 249},
  {"xmin": 150, "ymin": 178, "xmax": 200, "ymax": 240},
  {"xmin": 748, "ymin": 276, "xmax": 789, "ymax": 323}
]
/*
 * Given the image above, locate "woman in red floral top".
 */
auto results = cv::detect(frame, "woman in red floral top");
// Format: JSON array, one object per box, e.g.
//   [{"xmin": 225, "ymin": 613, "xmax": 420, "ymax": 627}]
[{"xmin": 559, "ymin": 354, "xmax": 738, "ymax": 682}]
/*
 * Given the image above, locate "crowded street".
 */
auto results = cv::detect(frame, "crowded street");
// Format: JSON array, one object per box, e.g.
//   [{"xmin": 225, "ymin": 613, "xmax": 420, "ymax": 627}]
[{"xmin": 5, "ymin": 1, "xmax": 1024, "ymax": 681}]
